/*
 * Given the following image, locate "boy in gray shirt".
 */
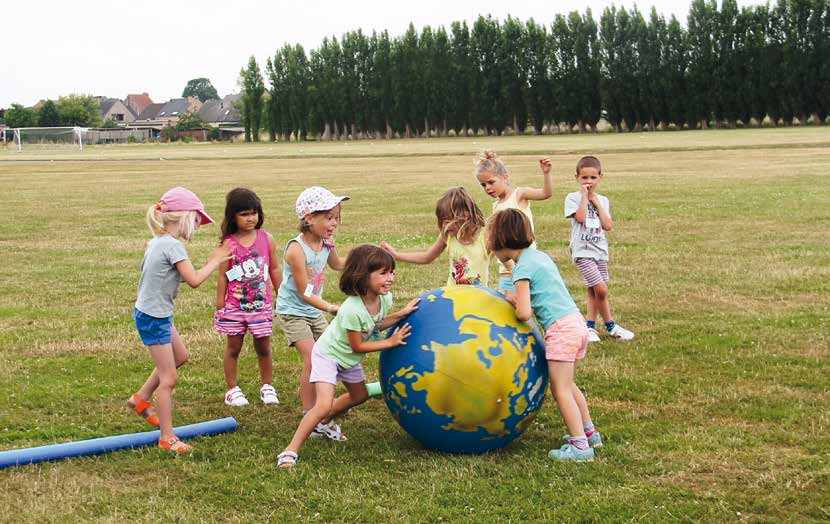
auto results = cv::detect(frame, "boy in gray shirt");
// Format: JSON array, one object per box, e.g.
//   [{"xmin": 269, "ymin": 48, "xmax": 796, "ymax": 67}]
[{"xmin": 564, "ymin": 156, "xmax": 635, "ymax": 342}]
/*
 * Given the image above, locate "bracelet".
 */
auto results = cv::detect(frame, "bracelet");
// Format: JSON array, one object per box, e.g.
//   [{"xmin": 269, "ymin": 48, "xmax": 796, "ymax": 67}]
[{"xmin": 327, "ymin": 304, "xmax": 336, "ymax": 314}]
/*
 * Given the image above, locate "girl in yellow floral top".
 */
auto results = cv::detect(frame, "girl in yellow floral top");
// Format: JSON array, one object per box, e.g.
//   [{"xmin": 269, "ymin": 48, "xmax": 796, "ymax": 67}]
[{"xmin": 381, "ymin": 187, "xmax": 491, "ymax": 287}]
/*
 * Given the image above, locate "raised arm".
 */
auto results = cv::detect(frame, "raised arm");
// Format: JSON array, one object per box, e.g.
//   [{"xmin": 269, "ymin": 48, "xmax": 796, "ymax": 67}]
[
  {"xmin": 573, "ymin": 186, "xmax": 591, "ymax": 224},
  {"xmin": 285, "ymin": 242, "xmax": 339, "ymax": 314},
  {"xmin": 517, "ymin": 158, "xmax": 554, "ymax": 204},
  {"xmin": 588, "ymin": 192, "xmax": 614, "ymax": 231},
  {"xmin": 381, "ymin": 236, "xmax": 447, "ymax": 265},
  {"xmin": 176, "ymin": 242, "xmax": 231, "ymax": 289}
]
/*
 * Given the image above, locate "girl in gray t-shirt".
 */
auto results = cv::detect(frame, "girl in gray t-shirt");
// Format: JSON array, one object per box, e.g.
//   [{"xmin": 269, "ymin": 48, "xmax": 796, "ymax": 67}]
[{"xmin": 129, "ymin": 187, "xmax": 230, "ymax": 454}]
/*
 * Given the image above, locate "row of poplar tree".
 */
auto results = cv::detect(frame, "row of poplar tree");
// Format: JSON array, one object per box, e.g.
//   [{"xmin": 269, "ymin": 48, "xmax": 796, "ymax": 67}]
[{"xmin": 237, "ymin": 0, "xmax": 830, "ymax": 142}]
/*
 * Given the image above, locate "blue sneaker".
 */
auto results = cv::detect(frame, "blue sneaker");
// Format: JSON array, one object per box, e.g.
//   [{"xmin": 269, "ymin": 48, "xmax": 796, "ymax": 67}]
[
  {"xmin": 563, "ymin": 432, "xmax": 603, "ymax": 448},
  {"xmin": 548, "ymin": 443, "xmax": 595, "ymax": 462}
]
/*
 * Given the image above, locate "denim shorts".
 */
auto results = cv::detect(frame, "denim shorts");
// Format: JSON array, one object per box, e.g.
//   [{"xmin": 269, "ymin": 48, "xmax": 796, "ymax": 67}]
[{"xmin": 134, "ymin": 307, "xmax": 173, "ymax": 346}]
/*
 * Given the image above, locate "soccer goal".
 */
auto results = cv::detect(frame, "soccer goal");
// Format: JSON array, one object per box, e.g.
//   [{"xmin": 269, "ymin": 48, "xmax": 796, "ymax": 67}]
[{"xmin": 9, "ymin": 127, "xmax": 87, "ymax": 151}]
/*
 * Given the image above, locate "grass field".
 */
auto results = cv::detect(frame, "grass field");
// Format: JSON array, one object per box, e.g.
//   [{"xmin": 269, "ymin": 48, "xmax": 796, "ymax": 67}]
[{"xmin": 0, "ymin": 128, "xmax": 828, "ymax": 522}]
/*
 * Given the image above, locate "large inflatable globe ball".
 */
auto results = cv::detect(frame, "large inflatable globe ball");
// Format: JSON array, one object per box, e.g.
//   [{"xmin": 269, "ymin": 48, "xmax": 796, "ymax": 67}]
[{"xmin": 379, "ymin": 286, "xmax": 548, "ymax": 454}]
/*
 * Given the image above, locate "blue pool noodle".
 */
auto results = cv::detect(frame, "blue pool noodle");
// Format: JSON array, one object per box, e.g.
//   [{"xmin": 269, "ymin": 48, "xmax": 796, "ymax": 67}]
[{"xmin": 0, "ymin": 416, "xmax": 237, "ymax": 469}]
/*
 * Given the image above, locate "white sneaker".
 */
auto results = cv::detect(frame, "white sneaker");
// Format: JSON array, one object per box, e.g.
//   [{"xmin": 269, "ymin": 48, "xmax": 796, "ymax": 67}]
[
  {"xmin": 587, "ymin": 328, "xmax": 601, "ymax": 343},
  {"xmin": 608, "ymin": 324, "xmax": 635, "ymax": 340},
  {"xmin": 224, "ymin": 386, "xmax": 249, "ymax": 407},
  {"xmin": 260, "ymin": 384, "xmax": 279, "ymax": 405}
]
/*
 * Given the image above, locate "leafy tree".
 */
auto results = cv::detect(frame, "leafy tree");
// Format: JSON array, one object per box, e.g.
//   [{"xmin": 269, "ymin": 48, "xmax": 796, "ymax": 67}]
[
  {"xmin": 181, "ymin": 78, "xmax": 219, "ymax": 102},
  {"xmin": 4, "ymin": 103, "xmax": 37, "ymax": 128},
  {"xmin": 56, "ymin": 94, "xmax": 101, "ymax": 127},
  {"xmin": 500, "ymin": 16, "xmax": 528, "ymax": 134},
  {"xmin": 450, "ymin": 21, "xmax": 474, "ymax": 135},
  {"xmin": 573, "ymin": 9, "xmax": 602, "ymax": 131},
  {"xmin": 665, "ymin": 15, "xmax": 689, "ymax": 128},
  {"xmin": 175, "ymin": 112, "xmax": 206, "ymax": 130},
  {"xmin": 472, "ymin": 15, "xmax": 504, "ymax": 134},
  {"xmin": 37, "ymin": 100, "xmax": 61, "ymax": 127},
  {"xmin": 239, "ymin": 56, "xmax": 265, "ymax": 141},
  {"xmin": 686, "ymin": 0, "xmax": 718, "ymax": 128},
  {"xmin": 524, "ymin": 19, "xmax": 549, "ymax": 134}
]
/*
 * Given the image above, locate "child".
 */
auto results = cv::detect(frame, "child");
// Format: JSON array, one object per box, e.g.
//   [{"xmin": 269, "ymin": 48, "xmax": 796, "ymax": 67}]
[
  {"xmin": 276, "ymin": 245, "xmax": 419, "ymax": 468},
  {"xmin": 276, "ymin": 186, "xmax": 348, "ymax": 423},
  {"xmin": 488, "ymin": 209, "xmax": 601, "ymax": 461},
  {"xmin": 215, "ymin": 188, "xmax": 283, "ymax": 406},
  {"xmin": 381, "ymin": 187, "xmax": 489, "ymax": 287},
  {"xmin": 564, "ymin": 156, "xmax": 634, "ymax": 342},
  {"xmin": 474, "ymin": 149, "xmax": 553, "ymax": 294},
  {"xmin": 129, "ymin": 187, "xmax": 230, "ymax": 453}
]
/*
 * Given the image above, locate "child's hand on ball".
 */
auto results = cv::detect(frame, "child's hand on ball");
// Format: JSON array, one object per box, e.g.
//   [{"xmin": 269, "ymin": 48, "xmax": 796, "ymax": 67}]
[{"xmin": 389, "ymin": 323, "xmax": 413, "ymax": 346}]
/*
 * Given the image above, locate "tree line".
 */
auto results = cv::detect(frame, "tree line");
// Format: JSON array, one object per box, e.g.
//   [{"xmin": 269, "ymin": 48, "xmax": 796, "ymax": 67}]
[{"xmin": 238, "ymin": 0, "xmax": 830, "ymax": 141}]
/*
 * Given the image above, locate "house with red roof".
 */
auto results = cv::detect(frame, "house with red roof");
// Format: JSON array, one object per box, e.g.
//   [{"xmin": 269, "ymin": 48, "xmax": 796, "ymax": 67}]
[{"xmin": 125, "ymin": 93, "xmax": 154, "ymax": 117}]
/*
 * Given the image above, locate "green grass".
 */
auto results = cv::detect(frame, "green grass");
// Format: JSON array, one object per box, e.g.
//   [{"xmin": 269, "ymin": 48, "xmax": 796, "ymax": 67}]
[{"xmin": 0, "ymin": 129, "xmax": 828, "ymax": 522}]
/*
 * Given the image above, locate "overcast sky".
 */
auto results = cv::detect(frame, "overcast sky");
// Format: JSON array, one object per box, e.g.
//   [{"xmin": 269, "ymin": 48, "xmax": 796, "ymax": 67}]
[{"xmin": 1, "ymin": 0, "xmax": 765, "ymax": 108}]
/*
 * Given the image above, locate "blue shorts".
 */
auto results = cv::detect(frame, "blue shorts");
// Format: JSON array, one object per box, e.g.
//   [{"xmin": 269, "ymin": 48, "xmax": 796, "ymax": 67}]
[
  {"xmin": 134, "ymin": 307, "xmax": 173, "ymax": 346},
  {"xmin": 498, "ymin": 276, "xmax": 516, "ymax": 292}
]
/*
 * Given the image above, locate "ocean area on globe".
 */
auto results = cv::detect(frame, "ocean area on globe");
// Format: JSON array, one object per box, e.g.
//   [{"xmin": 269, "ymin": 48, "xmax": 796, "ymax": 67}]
[{"xmin": 379, "ymin": 285, "xmax": 548, "ymax": 454}]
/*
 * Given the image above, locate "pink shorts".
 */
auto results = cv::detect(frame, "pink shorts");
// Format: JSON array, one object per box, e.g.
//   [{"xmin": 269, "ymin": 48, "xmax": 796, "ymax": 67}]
[
  {"xmin": 309, "ymin": 344, "xmax": 366, "ymax": 385},
  {"xmin": 545, "ymin": 312, "xmax": 589, "ymax": 362},
  {"xmin": 214, "ymin": 308, "xmax": 273, "ymax": 338}
]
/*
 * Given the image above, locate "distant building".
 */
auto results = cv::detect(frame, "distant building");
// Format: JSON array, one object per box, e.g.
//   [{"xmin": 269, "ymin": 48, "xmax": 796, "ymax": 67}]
[
  {"xmin": 135, "ymin": 103, "xmax": 164, "ymax": 122},
  {"xmin": 157, "ymin": 97, "xmax": 203, "ymax": 126},
  {"xmin": 99, "ymin": 97, "xmax": 136, "ymax": 124},
  {"xmin": 125, "ymin": 93, "xmax": 154, "ymax": 117},
  {"xmin": 197, "ymin": 94, "xmax": 241, "ymax": 126}
]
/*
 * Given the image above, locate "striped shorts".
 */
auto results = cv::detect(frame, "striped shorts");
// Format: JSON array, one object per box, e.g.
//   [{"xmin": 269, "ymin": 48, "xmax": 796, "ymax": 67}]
[
  {"xmin": 575, "ymin": 258, "xmax": 610, "ymax": 288},
  {"xmin": 214, "ymin": 308, "xmax": 273, "ymax": 338}
]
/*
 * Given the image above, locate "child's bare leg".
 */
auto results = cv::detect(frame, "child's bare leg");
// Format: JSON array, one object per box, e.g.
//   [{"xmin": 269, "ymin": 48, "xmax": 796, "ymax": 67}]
[
  {"xmin": 147, "ymin": 344, "xmax": 178, "ymax": 440},
  {"xmin": 134, "ymin": 326, "xmax": 188, "ymax": 407},
  {"xmin": 294, "ymin": 338, "xmax": 316, "ymax": 411},
  {"xmin": 591, "ymin": 282, "xmax": 613, "ymax": 324},
  {"xmin": 323, "ymin": 382, "xmax": 369, "ymax": 423},
  {"xmin": 253, "ymin": 336, "xmax": 273, "ymax": 385},
  {"xmin": 285, "ymin": 382, "xmax": 335, "ymax": 453},
  {"xmin": 223, "ymin": 335, "xmax": 244, "ymax": 389},
  {"xmin": 548, "ymin": 361, "xmax": 585, "ymax": 438},
  {"xmin": 570, "ymin": 363, "xmax": 592, "ymax": 425},
  {"xmin": 586, "ymin": 287, "xmax": 598, "ymax": 323}
]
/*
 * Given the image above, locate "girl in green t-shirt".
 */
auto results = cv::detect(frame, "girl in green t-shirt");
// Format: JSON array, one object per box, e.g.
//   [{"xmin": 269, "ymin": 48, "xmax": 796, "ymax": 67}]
[{"xmin": 277, "ymin": 245, "xmax": 420, "ymax": 468}]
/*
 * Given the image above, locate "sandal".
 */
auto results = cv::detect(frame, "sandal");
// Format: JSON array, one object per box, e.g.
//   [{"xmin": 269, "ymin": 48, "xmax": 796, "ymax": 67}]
[
  {"xmin": 277, "ymin": 450, "xmax": 298, "ymax": 468},
  {"xmin": 128, "ymin": 393, "xmax": 159, "ymax": 427},
  {"xmin": 311, "ymin": 421, "xmax": 347, "ymax": 442},
  {"xmin": 158, "ymin": 436, "xmax": 193, "ymax": 454}
]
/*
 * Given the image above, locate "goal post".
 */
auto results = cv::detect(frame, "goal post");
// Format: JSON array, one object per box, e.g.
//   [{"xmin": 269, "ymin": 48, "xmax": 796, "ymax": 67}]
[{"xmin": 10, "ymin": 127, "xmax": 86, "ymax": 151}]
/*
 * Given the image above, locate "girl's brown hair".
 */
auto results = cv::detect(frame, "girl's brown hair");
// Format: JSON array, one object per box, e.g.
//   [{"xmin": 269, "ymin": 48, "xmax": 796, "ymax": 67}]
[
  {"xmin": 487, "ymin": 209, "xmax": 534, "ymax": 251},
  {"xmin": 339, "ymin": 245, "xmax": 396, "ymax": 297},
  {"xmin": 435, "ymin": 187, "xmax": 485, "ymax": 244}
]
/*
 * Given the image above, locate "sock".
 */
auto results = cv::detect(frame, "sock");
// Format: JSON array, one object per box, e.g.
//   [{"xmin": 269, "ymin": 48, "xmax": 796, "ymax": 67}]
[
  {"xmin": 583, "ymin": 421, "xmax": 596, "ymax": 437},
  {"xmin": 586, "ymin": 320, "xmax": 596, "ymax": 329},
  {"xmin": 568, "ymin": 436, "xmax": 590, "ymax": 451},
  {"xmin": 605, "ymin": 320, "xmax": 616, "ymax": 332}
]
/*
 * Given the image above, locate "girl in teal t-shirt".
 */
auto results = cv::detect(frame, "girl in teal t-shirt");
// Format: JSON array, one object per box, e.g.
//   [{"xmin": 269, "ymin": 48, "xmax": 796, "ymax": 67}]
[
  {"xmin": 488, "ymin": 209, "xmax": 602, "ymax": 462},
  {"xmin": 277, "ymin": 245, "xmax": 420, "ymax": 468}
]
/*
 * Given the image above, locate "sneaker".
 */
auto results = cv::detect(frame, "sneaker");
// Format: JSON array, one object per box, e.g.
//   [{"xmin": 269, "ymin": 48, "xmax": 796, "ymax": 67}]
[
  {"xmin": 548, "ymin": 443, "xmax": 595, "ymax": 462},
  {"xmin": 587, "ymin": 328, "xmax": 601, "ymax": 343},
  {"xmin": 260, "ymin": 384, "xmax": 279, "ymax": 405},
  {"xmin": 311, "ymin": 421, "xmax": 347, "ymax": 441},
  {"xmin": 563, "ymin": 432, "xmax": 603, "ymax": 448},
  {"xmin": 224, "ymin": 386, "xmax": 249, "ymax": 407},
  {"xmin": 608, "ymin": 324, "xmax": 635, "ymax": 340}
]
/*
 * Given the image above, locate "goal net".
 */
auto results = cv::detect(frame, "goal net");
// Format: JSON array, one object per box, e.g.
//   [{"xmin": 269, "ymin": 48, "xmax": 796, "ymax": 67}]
[{"xmin": 9, "ymin": 127, "xmax": 87, "ymax": 151}]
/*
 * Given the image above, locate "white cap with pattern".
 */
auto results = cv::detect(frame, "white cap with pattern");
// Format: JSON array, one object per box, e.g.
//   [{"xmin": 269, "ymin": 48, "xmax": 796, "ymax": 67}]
[{"xmin": 295, "ymin": 186, "xmax": 350, "ymax": 219}]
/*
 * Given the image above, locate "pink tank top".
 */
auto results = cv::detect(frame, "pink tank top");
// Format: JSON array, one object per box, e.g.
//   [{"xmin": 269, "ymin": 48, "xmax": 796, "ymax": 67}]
[{"xmin": 224, "ymin": 229, "xmax": 272, "ymax": 313}]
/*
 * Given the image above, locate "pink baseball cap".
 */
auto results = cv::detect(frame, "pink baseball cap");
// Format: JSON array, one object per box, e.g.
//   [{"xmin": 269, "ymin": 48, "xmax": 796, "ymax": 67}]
[
  {"xmin": 295, "ymin": 186, "xmax": 350, "ymax": 219},
  {"xmin": 159, "ymin": 187, "xmax": 214, "ymax": 224}
]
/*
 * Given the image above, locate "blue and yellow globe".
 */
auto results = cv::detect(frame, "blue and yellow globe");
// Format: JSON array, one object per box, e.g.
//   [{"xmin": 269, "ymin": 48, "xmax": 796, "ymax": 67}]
[{"xmin": 380, "ymin": 285, "xmax": 548, "ymax": 454}]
